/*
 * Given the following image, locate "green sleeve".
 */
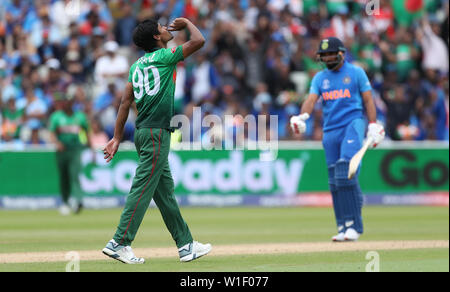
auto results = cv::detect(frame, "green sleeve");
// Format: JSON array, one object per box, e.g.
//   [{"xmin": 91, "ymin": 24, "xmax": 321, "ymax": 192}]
[{"xmin": 160, "ymin": 45, "xmax": 184, "ymax": 65}]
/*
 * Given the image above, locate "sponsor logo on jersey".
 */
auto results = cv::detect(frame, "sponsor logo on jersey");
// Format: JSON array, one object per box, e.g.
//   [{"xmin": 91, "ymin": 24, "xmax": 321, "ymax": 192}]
[
  {"xmin": 58, "ymin": 125, "xmax": 81, "ymax": 134},
  {"xmin": 343, "ymin": 76, "xmax": 351, "ymax": 84},
  {"xmin": 322, "ymin": 79, "xmax": 330, "ymax": 90},
  {"xmin": 322, "ymin": 89, "xmax": 352, "ymax": 101},
  {"xmin": 171, "ymin": 47, "xmax": 177, "ymax": 54}
]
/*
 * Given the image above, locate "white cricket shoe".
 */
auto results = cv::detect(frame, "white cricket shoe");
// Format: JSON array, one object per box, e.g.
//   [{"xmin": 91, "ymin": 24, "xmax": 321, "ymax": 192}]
[
  {"xmin": 344, "ymin": 228, "xmax": 360, "ymax": 241},
  {"xmin": 179, "ymin": 241, "xmax": 212, "ymax": 262},
  {"xmin": 102, "ymin": 239, "xmax": 145, "ymax": 264},
  {"xmin": 332, "ymin": 232, "xmax": 346, "ymax": 242},
  {"xmin": 59, "ymin": 204, "xmax": 71, "ymax": 216}
]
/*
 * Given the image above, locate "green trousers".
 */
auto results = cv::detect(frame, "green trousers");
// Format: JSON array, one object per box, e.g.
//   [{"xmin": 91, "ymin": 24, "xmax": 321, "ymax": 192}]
[
  {"xmin": 56, "ymin": 147, "xmax": 83, "ymax": 204},
  {"xmin": 113, "ymin": 128, "xmax": 193, "ymax": 248}
]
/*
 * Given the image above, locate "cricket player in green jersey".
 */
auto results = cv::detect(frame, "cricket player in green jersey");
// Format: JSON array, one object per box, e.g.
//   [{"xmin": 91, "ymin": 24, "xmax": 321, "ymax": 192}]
[
  {"xmin": 49, "ymin": 92, "xmax": 92, "ymax": 215},
  {"xmin": 102, "ymin": 18, "xmax": 212, "ymax": 264}
]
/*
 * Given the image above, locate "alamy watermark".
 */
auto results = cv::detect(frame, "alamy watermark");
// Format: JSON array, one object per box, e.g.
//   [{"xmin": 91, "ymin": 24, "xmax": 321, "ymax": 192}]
[
  {"xmin": 170, "ymin": 107, "xmax": 279, "ymax": 161},
  {"xmin": 365, "ymin": 0, "xmax": 381, "ymax": 16},
  {"xmin": 65, "ymin": 251, "xmax": 80, "ymax": 272},
  {"xmin": 365, "ymin": 251, "xmax": 380, "ymax": 272}
]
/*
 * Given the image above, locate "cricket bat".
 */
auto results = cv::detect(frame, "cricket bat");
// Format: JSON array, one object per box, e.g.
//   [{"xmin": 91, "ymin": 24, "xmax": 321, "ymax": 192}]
[{"xmin": 348, "ymin": 137, "xmax": 374, "ymax": 179}]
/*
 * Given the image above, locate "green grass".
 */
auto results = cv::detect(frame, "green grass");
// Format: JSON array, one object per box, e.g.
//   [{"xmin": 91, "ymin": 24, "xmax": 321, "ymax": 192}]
[
  {"xmin": 2, "ymin": 248, "xmax": 448, "ymax": 272},
  {"xmin": 0, "ymin": 206, "xmax": 448, "ymax": 272}
]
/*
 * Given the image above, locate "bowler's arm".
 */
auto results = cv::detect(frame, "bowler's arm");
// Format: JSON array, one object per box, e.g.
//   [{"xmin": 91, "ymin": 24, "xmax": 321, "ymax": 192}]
[
  {"xmin": 113, "ymin": 82, "xmax": 134, "ymax": 140},
  {"xmin": 177, "ymin": 19, "xmax": 206, "ymax": 59},
  {"xmin": 103, "ymin": 82, "xmax": 134, "ymax": 162}
]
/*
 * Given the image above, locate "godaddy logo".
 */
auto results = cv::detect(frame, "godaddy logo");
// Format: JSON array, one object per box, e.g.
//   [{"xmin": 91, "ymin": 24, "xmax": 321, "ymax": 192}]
[{"xmin": 80, "ymin": 150, "xmax": 309, "ymax": 196}]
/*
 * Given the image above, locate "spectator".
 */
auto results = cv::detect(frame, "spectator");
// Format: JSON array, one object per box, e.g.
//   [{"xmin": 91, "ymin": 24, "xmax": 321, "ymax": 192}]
[
  {"xmin": 63, "ymin": 38, "xmax": 86, "ymax": 83},
  {"xmin": 98, "ymin": 88, "xmax": 135, "ymax": 142},
  {"xmin": 416, "ymin": 14, "xmax": 449, "ymax": 75},
  {"xmin": 23, "ymin": 83, "xmax": 48, "ymax": 131},
  {"xmin": 30, "ymin": 6, "xmax": 62, "ymax": 48},
  {"xmin": 429, "ymin": 87, "xmax": 448, "ymax": 140},
  {"xmin": 0, "ymin": 0, "xmax": 448, "ymax": 145},
  {"xmin": 326, "ymin": 0, "xmax": 348, "ymax": 16},
  {"xmin": 84, "ymin": 25, "xmax": 106, "ymax": 74},
  {"xmin": 3, "ymin": 0, "xmax": 30, "ymax": 36},
  {"xmin": 244, "ymin": 36, "xmax": 265, "ymax": 92},
  {"xmin": 381, "ymin": 85, "xmax": 416, "ymax": 140},
  {"xmin": 379, "ymin": 27, "xmax": 421, "ymax": 82},
  {"xmin": 330, "ymin": 6, "xmax": 356, "ymax": 43},
  {"xmin": 27, "ymin": 127, "xmax": 45, "ymax": 145},
  {"xmin": 252, "ymin": 82, "xmax": 272, "ymax": 115},
  {"xmin": 93, "ymin": 82, "xmax": 118, "ymax": 116},
  {"xmin": 50, "ymin": 0, "xmax": 81, "ymax": 39},
  {"xmin": 114, "ymin": 2, "xmax": 138, "ymax": 46},
  {"xmin": 37, "ymin": 30, "xmax": 62, "ymax": 65},
  {"xmin": 43, "ymin": 58, "xmax": 72, "ymax": 96},
  {"xmin": 441, "ymin": 1, "xmax": 449, "ymax": 47},
  {"xmin": 79, "ymin": 9, "xmax": 109, "ymax": 37},
  {"xmin": 1, "ymin": 96, "xmax": 24, "ymax": 143},
  {"xmin": 94, "ymin": 40, "xmax": 128, "ymax": 96},
  {"xmin": 190, "ymin": 52, "xmax": 218, "ymax": 104}
]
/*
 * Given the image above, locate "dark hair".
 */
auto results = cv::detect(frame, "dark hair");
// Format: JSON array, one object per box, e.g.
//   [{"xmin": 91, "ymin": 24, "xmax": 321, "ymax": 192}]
[{"xmin": 132, "ymin": 19, "xmax": 160, "ymax": 52}]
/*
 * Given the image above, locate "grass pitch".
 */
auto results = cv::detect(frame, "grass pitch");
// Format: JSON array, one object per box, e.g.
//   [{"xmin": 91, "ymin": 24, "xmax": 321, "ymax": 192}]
[{"xmin": 0, "ymin": 206, "xmax": 448, "ymax": 272}]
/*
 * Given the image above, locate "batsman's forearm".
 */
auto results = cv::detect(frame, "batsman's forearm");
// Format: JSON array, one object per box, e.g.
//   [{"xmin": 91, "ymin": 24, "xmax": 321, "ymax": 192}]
[
  {"xmin": 300, "ymin": 94, "xmax": 318, "ymax": 116},
  {"xmin": 366, "ymin": 104, "xmax": 377, "ymax": 123},
  {"xmin": 362, "ymin": 92, "xmax": 377, "ymax": 123}
]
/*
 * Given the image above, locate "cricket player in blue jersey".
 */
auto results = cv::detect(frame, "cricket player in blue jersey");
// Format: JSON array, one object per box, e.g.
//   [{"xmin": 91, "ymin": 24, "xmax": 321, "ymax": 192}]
[{"xmin": 290, "ymin": 37, "xmax": 385, "ymax": 241}]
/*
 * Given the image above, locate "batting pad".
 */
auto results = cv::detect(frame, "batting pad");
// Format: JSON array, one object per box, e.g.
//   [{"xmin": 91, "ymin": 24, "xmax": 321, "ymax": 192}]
[
  {"xmin": 335, "ymin": 159, "xmax": 364, "ymax": 234},
  {"xmin": 328, "ymin": 165, "xmax": 345, "ymax": 232}
]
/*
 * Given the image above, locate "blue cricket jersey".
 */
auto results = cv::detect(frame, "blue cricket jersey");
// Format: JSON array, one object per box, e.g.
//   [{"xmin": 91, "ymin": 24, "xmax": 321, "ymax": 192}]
[{"xmin": 309, "ymin": 62, "xmax": 372, "ymax": 132}]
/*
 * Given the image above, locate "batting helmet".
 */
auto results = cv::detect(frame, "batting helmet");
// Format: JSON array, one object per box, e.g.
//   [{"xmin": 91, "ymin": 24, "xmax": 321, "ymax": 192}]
[{"xmin": 316, "ymin": 37, "xmax": 346, "ymax": 55}]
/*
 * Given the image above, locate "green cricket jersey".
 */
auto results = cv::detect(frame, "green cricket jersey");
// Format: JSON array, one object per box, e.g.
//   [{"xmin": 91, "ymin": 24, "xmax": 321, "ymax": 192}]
[
  {"xmin": 49, "ymin": 110, "xmax": 89, "ymax": 149},
  {"xmin": 128, "ymin": 45, "xmax": 184, "ymax": 130}
]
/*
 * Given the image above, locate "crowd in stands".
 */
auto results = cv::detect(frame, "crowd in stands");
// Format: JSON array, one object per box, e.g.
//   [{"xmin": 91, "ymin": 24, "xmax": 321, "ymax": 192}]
[{"xmin": 0, "ymin": 0, "xmax": 449, "ymax": 149}]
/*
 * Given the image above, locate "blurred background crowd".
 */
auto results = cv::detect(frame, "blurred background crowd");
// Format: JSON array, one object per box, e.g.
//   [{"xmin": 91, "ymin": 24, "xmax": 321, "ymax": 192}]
[{"xmin": 0, "ymin": 0, "xmax": 449, "ymax": 149}]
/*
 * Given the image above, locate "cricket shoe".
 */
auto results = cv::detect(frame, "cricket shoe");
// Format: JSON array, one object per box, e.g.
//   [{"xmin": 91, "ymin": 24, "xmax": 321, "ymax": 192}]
[
  {"xmin": 69, "ymin": 198, "xmax": 83, "ymax": 215},
  {"xmin": 179, "ymin": 241, "xmax": 212, "ymax": 262},
  {"xmin": 332, "ymin": 232, "xmax": 346, "ymax": 242},
  {"xmin": 344, "ymin": 228, "xmax": 360, "ymax": 241},
  {"xmin": 59, "ymin": 204, "xmax": 71, "ymax": 216},
  {"xmin": 73, "ymin": 202, "xmax": 83, "ymax": 215},
  {"xmin": 102, "ymin": 239, "xmax": 145, "ymax": 264}
]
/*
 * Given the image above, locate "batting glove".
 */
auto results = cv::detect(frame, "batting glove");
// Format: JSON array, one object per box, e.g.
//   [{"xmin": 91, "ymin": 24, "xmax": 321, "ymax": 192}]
[
  {"xmin": 367, "ymin": 122, "xmax": 385, "ymax": 148},
  {"xmin": 290, "ymin": 113, "xmax": 310, "ymax": 135}
]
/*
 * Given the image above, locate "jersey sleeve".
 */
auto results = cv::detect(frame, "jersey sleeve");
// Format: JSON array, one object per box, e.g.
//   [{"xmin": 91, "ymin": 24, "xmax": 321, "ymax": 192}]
[
  {"xmin": 356, "ymin": 67, "xmax": 372, "ymax": 93},
  {"xmin": 159, "ymin": 45, "xmax": 184, "ymax": 65},
  {"xmin": 309, "ymin": 74, "xmax": 321, "ymax": 95}
]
